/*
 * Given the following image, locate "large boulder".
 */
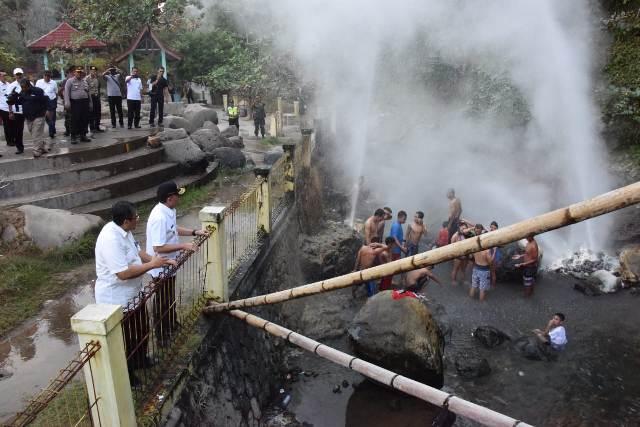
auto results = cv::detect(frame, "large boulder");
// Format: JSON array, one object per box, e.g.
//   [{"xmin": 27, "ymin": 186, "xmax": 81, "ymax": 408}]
[
  {"xmin": 191, "ymin": 129, "xmax": 222, "ymax": 152},
  {"xmin": 210, "ymin": 147, "xmax": 246, "ymax": 169},
  {"xmin": 202, "ymin": 121, "xmax": 221, "ymax": 134},
  {"xmin": 162, "ymin": 137, "xmax": 208, "ymax": 173},
  {"xmin": 156, "ymin": 127, "xmax": 188, "ymax": 142},
  {"xmin": 163, "ymin": 115, "xmax": 194, "ymax": 133},
  {"xmin": 472, "ymin": 326, "xmax": 511, "ymax": 348},
  {"xmin": 183, "ymin": 104, "xmax": 219, "ymax": 129},
  {"xmin": 264, "ymin": 149, "xmax": 284, "ymax": 165},
  {"xmin": 228, "ymin": 136, "xmax": 244, "ymax": 148},
  {"xmin": 1, "ymin": 205, "xmax": 103, "ymax": 250},
  {"xmin": 163, "ymin": 102, "xmax": 186, "ymax": 116},
  {"xmin": 619, "ymin": 245, "xmax": 640, "ymax": 285},
  {"xmin": 298, "ymin": 222, "xmax": 361, "ymax": 281},
  {"xmin": 454, "ymin": 356, "xmax": 491, "ymax": 379},
  {"xmin": 348, "ymin": 291, "xmax": 445, "ymax": 387},
  {"xmin": 220, "ymin": 125, "xmax": 239, "ymax": 138}
]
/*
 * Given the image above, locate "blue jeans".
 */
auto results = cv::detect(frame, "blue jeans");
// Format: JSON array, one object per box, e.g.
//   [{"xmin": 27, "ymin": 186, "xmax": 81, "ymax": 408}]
[
  {"xmin": 366, "ymin": 281, "xmax": 377, "ymax": 297},
  {"xmin": 46, "ymin": 98, "xmax": 57, "ymax": 137},
  {"xmin": 407, "ymin": 243, "xmax": 419, "ymax": 257}
]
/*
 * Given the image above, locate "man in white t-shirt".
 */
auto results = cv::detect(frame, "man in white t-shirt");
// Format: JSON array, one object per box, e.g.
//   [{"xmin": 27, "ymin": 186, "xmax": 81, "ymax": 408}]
[
  {"xmin": 534, "ymin": 312, "xmax": 568, "ymax": 351},
  {"xmin": 146, "ymin": 181, "xmax": 209, "ymax": 344},
  {"xmin": 95, "ymin": 201, "xmax": 174, "ymax": 373},
  {"xmin": 125, "ymin": 67, "xmax": 143, "ymax": 129},
  {"xmin": 35, "ymin": 70, "xmax": 58, "ymax": 139},
  {"xmin": 6, "ymin": 68, "xmax": 25, "ymax": 154}
]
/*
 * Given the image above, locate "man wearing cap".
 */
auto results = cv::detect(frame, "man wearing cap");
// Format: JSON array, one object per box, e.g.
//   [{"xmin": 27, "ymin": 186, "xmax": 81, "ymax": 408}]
[
  {"xmin": 95, "ymin": 201, "xmax": 175, "ymax": 377},
  {"xmin": 5, "ymin": 68, "xmax": 26, "ymax": 154},
  {"xmin": 15, "ymin": 79, "xmax": 49, "ymax": 157},
  {"xmin": 146, "ymin": 182, "xmax": 209, "ymax": 343},
  {"xmin": 0, "ymin": 70, "xmax": 10, "ymax": 156},
  {"xmin": 85, "ymin": 66, "xmax": 103, "ymax": 133},
  {"xmin": 64, "ymin": 67, "xmax": 91, "ymax": 144},
  {"xmin": 102, "ymin": 65, "xmax": 124, "ymax": 129},
  {"xmin": 35, "ymin": 70, "xmax": 58, "ymax": 139}
]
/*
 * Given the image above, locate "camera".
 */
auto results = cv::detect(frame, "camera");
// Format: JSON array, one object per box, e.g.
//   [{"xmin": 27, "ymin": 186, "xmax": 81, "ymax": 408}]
[{"xmin": 6, "ymin": 88, "xmax": 19, "ymax": 106}]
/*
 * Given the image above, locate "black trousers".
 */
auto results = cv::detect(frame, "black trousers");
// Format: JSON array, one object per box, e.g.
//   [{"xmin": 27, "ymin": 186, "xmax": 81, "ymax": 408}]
[
  {"xmin": 149, "ymin": 94, "xmax": 164, "ymax": 124},
  {"xmin": 89, "ymin": 94, "xmax": 101, "ymax": 130},
  {"xmin": 70, "ymin": 98, "xmax": 90, "ymax": 138},
  {"xmin": 2, "ymin": 111, "xmax": 25, "ymax": 151},
  {"xmin": 122, "ymin": 303, "xmax": 149, "ymax": 370},
  {"xmin": 108, "ymin": 96, "xmax": 124, "ymax": 126},
  {"xmin": 229, "ymin": 117, "xmax": 239, "ymax": 129},
  {"xmin": 152, "ymin": 276, "xmax": 177, "ymax": 342},
  {"xmin": 127, "ymin": 99, "xmax": 141, "ymax": 128},
  {"xmin": 254, "ymin": 118, "xmax": 265, "ymax": 136}
]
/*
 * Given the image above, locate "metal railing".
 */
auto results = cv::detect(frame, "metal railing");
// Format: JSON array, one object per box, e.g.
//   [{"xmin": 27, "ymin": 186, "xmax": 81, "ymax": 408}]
[
  {"xmin": 6, "ymin": 341, "xmax": 102, "ymax": 427},
  {"xmin": 224, "ymin": 179, "xmax": 264, "ymax": 278},
  {"xmin": 120, "ymin": 233, "xmax": 209, "ymax": 415}
]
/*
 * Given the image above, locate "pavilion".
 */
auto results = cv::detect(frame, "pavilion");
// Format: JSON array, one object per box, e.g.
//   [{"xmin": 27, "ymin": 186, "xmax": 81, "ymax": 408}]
[
  {"xmin": 27, "ymin": 22, "xmax": 107, "ymax": 78},
  {"xmin": 114, "ymin": 26, "xmax": 182, "ymax": 78}
]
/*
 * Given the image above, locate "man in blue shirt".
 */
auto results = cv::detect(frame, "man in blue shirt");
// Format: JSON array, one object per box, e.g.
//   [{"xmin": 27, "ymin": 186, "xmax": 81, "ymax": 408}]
[{"xmin": 389, "ymin": 211, "xmax": 407, "ymax": 261}]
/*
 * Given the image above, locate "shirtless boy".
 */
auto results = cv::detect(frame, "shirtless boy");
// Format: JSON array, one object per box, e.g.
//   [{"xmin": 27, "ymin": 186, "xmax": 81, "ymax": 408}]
[
  {"xmin": 377, "ymin": 207, "xmax": 393, "ymax": 242},
  {"xmin": 364, "ymin": 208, "xmax": 385, "ymax": 244},
  {"xmin": 404, "ymin": 267, "xmax": 442, "ymax": 294},
  {"xmin": 450, "ymin": 223, "xmax": 467, "ymax": 285},
  {"xmin": 405, "ymin": 211, "xmax": 426, "ymax": 256},
  {"xmin": 469, "ymin": 224, "xmax": 494, "ymax": 301},
  {"xmin": 513, "ymin": 234, "xmax": 539, "ymax": 297},
  {"xmin": 353, "ymin": 237, "xmax": 388, "ymax": 297},
  {"xmin": 446, "ymin": 189, "xmax": 462, "ymax": 243}
]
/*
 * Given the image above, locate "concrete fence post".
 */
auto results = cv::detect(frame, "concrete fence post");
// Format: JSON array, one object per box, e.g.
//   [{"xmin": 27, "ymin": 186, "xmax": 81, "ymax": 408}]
[
  {"xmin": 254, "ymin": 167, "xmax": 272, "ymax": 234},
  {"xmin": 282, "ymin": 144, "xmax": 296, "ymax": 193},
  {"xmin": 293, "ymin": 101, "xmax": 300, "ymax": 116},
  {"xmin": 301, "ymin": 128, "xmax": 314, "ymax": 168},
  {"xmin": 199, "ymin": 205, "xmax": 229, "ymax": 302},
  {"xmin": 222, "ymin": 94, "xmax": 228, "ymax": 112},
  {"xmin": 70, "ymin": 304, "xmax": 136, "ymax": 427}
]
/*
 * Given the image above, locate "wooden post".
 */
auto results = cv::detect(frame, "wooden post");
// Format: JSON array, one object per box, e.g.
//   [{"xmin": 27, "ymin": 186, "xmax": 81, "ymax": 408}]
[
  {"xmin": 199, "ymin": 206, "xmax": 229, "ymax": 302},
  {"xmin": 276, "ymin": 96, "xmax": 284, "ymax": 137},
  {"xmin": 282, "ymin": 144, "xmax": 296, "ymax": 193},
  {"xmin": 254, "ymin": 168, "xmax": 272, "ymax": 234},
  {"xmin": 71, "ymin": 304, "xmax": 136, "ymax": 427},
  {"xmin": 223, "ymin": 94, "xmax": 228, "ymax": 112}
]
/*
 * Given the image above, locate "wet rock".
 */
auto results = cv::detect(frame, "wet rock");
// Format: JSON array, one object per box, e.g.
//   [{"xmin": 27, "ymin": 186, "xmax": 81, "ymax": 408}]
[
  {"xmin": 162, "ymin": 102, "xmax": 186, "ymax": 116},
  {"xmin": 162, "ymin": 137, "xmax": 208, "ymax": 173},
  {"xmin": 454, "ymin": 356, "xmax": 491, "ymax": 379},
  {"xmin": 573, "ymin": 282, "xmax": 602, "ymax": 297},
  {"xmin": 549, "ymin": 248, "xmax": 619, "ymax": 279},
  {"xmin": 513, "ymin": 336, "xmax": 556, "ymax": 361},
  {"xmin": 228, "ymin": 136, "xmax": 245, "ymax": 148},
  {"xmin": 496, "ymin": 240, "xmax": 544, "ymax": 281},
  {"xmin": 472, "ymin": 326, "xmax": 511, "ymax": 348},
  {"xmin": 298, "ymin": 221, "xmax": 361, "ymax": 281},
  {"xmin": 210, "ymin": 147, "xmax": 246, "ymax": 169},
  {"xmin": 342, "ymin": 380, "xmax": 349, "ymax": 388},
  {"xmin": 332, "ymin": 384, "xmax": 342, "ymax": 393},
  {"xmin": 264, "ymin": 149, "xmax": 284, "ymax": 165},
  {"xmin": 183, "ymin": 103, "xmax": 219, "ymax": 128},
  {"xmin": 250, "ymin": 397, "xmax": 261, "ymax": 419},
  {"xmin": 163, "ymin": 115, "xmax": 194, "ymax": 133},
  {"xmin": 191, "ymin": 129, "xmax": 221, "ymax": 152},
  {"xmin": 619, "ymin": 245, "xmax": 640, "ymax": 285},
  {"xmin": 348, "ymin": 291, "xmax": 445, "ymax": 387},
  {"xmin": 221, "ymin": 125, "xmax": 239, "ymax": 138},
  {"xmin": 156, "ymin": 127, "xmax": 188, "ymax": 141},
  {"xmin": 6, "ymin": 206, "xmax": 103, "ymax": 250},
  {"xmin": 586, "ymin": 269, "xmax": 621, "ymax": 293},
  {"xmin": 202, "ymin": 121, "xmax": 221, "ymax": 134}
]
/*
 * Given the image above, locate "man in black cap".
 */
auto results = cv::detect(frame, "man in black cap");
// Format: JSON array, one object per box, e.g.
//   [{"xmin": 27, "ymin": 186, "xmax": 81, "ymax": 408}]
[
  {"xmin": 64, "ymin": 67, "xmax": 91, "ymax": 143},
  {"xmin": 85, "ymin": 65, "xmax": 104, "ymax": 133},
  {"xmin": 145, "ymin": 182, "xmax": 209, "ymax": 344}
]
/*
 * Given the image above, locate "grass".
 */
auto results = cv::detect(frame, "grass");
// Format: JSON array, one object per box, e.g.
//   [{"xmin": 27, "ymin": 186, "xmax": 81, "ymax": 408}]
[{"xmin": 260, "ymin": 136, "xmax": 283, "ymax": 146}]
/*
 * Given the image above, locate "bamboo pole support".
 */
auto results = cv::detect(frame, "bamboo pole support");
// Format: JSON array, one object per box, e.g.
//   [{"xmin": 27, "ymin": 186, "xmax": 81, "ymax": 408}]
[
  {"xmin": 254, "ymin": 167, "xmax": 272, "ymax": 234},
  {"xmin": 204, "ymin": 181, "xmax": 640, "ymax": 313},
  {"xmin": 220, "ymin": 306, "xmax": 533, "ymax": 427}
]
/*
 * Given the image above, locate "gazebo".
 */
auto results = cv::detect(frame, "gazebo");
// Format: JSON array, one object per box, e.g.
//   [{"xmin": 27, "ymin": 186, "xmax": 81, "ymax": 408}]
[
  {"xmin": 114, "ymin": 26, "xmax": 182, "ymax": 78},
  {"xmin": 27, "ymin": 22, "xmax": 107, "ymax": 78}
]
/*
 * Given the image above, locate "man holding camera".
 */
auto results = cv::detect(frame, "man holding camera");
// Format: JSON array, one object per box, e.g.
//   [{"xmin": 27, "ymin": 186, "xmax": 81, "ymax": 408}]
[
  {"xmin": 103, "ymin": 65, "xmax": 124, "ymax": 129},
  {"xmin": 64, "ymin": 67, "xmax": 91, "ymax": 144},
  {"xmin": 5, "ymin": 68, "xmax": 26, "ymax": 154},
  {"xmin": 149, "ymin": 67, "xmax": 167, "ymax": 127},
  {"xmin": 125, "ymin": 67, "xmax": 143, "ymax": 129},
  {"xmin": 85, "ymin": 66, "xmax": 103, "ymax": 133}
]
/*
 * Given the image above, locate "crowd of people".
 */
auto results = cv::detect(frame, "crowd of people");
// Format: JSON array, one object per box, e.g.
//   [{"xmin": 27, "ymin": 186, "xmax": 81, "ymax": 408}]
[
  {"xmin": 354, "ymin": 188, "xmax": 540, "ymax": 302},
  {"xmin": 0, "ymin": 65, "xmax": 182, "ymax": 157}
]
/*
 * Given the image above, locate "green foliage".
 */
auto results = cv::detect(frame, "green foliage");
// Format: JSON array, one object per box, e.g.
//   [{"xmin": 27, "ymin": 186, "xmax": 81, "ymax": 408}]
[{"xmin": 0, "ymin": 45, "xmax": 20, "ymax": 70}]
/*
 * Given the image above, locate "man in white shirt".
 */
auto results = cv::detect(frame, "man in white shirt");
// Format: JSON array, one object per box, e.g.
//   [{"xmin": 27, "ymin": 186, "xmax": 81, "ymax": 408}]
[
  {"xmin": 95, "ymin": 201, "xmax": 174, "ymax": 373},
  {"xmin": 534, "ymin": 312, "xmax": 568, "ymax": 351},
  {"xmin": 125, "ymin": 67, "xmax": 143, "ymax": 129},
  {"xmin": 35, "ymin": 70, "xmax": 58, "ymax": 139},
  {"xmin": 6, "ymin": 68, "xmax": 25, "ymax": 154},
  {"xmin": 146, "ymin": 181, "xmax": 209, "ymax": 344},
  {"xmin": 0, "ymin": 70, "xmax": 8, "ymax": 157}
]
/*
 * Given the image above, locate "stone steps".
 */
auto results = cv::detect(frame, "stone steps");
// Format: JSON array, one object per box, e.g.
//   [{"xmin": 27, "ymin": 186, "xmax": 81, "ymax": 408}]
[
  {"xmin": 2, "ymin": 148, "xmax": 165, "ymax": 199},
  {"xmin": 0, "ymin": 162, "xmax": 179, "ymax": 210}
]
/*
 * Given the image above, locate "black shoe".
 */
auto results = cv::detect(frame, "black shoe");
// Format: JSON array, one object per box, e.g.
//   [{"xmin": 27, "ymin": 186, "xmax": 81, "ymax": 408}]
[
  {"xmin": 71, "ymin": 138, "xmax": 78, "ymax": 144},
  {"xmin": 135, "ymin": 125, "xmax": 141, "ymax": 129},
  {"xmin": 49, "ymin": 134, "xmax": 55, "ymax": 139},
  {"xmin": 112, "ymin": 124, "xmax": 117, "ymax": 129},
  {"xmin": 15, "ymin": 150, "xmax": 24, "ymax": 155},
  {"xmin": 120, "ymin": 123, "xmax": 124, "ymax": 128},
  {"xmin": 127, "ymin": 126, "xmax": 132, "ymax": 130},
  {"xmin": 149, "ymin": 122, "xmax": 155, "ymax": 127},
  {"xmin": 64, "ymin": 132, "xmax": 70, "ymax": 137},
  {"xmin": 80, "ymin": 136, "xmax": 91, "ymax": 143},
  {"xmin": 6, "ymin": 142, "xmax": 15, "ymax": 147}
]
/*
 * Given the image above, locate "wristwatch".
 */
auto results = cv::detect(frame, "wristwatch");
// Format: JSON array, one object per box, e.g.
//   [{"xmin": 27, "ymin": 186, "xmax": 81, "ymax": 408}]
[{"xmin": 192, "ymin": 229, "xmax": 197, "ymax": 236}]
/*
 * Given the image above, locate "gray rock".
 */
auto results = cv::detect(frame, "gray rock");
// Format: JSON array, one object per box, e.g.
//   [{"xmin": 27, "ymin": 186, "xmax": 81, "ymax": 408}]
[
  {"xmin": 298, "ymin": 222, "xmax": 361, "ymax": 281},
  {"xmin": 220, "ymin": 125, "xmax": 239, "ymax": 138},
  {"xmin": 263, "ymin": 149, "xmax": 283, "ymax": 165},
  {"xmin": 1, "ymin": 223, "xmax": 17, "ymax": 243},
  {"xmin": 183, "ymin": 104, "xmax": 219, "ymax": 128},
  {"xmin": 18, "ymin": 205, "xmax": 103, "ymax": 250},
  {"xmin": 163, "ymin": 102, "xmax": 186, "ymax": 116},
  {"xmin": 473, "ymin": 326, "xmax": 511, "ymax": 348},
  {"xmin": 455, "ymin": 356, "xmax": 491, "ymax": 379},
  {"xmin": 227, "ymin": 136, "xmax": 244, "ymax": 148},
  {"xmin": 586, "ymin": 269, "xmax": 620, "ymax": 293},
  {"xmin": 250, "ymin": 397, "xmax": 261, "ymax": 420},
  {"xmin": 163, "ymin": 115, "xmax": 194, "ymax": 133},
  {"xmin": 191, "ymin": 129, "xmax": 221, "ymax": 152},
  {"xmin": 513, "ymin": 336, "xmax": 557, "ymax": 361},
  {"xmin": 619, "ymin": 244, "xmax": 640, "ymax": 285},
  {"xmin": 156, "ymin": 127, "xmax": 188, "ymax": 142},
  {"xmin": 348, "ymin": 291, "xmax": 445, "ymax": 387},
  {"xmin": 202, "ymin": 121, "xmax": 221, "ymax": 135},
  {"xmin": 162, "ymin": 137, "xmax": 208, "ymax": 173},
  {"xmin": 210, "ymin": 147, "xmax": 246, "ymax": 169}
]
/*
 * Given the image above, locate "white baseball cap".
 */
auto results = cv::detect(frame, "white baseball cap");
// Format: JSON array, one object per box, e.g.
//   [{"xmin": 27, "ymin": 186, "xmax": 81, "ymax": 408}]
[{"xmin": 13, "ymin": 68, "xmax": 24, "ymax": 75}]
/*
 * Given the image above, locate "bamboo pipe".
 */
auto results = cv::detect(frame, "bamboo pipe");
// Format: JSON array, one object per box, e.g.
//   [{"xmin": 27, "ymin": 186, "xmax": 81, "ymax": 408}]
[
  {"xmin": 204, "ymin": 181, "xmax": 640, "ymax": 313},
  {"xmin": 224, "ymin": 307, "xmax": 533, "ymax": 427}
]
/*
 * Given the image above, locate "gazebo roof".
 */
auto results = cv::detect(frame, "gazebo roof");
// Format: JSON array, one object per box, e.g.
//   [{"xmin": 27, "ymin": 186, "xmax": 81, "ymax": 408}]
[
  {"xmin": 114, "ymin": 26, "xmax": 183, "ymax": 63},
  {"xmin": 27, "ymin": 22, "xmax": 107, "ymax": 51}
]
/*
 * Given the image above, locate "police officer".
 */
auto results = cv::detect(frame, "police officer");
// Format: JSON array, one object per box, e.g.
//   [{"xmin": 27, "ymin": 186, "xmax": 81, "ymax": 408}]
[
  {"xmin": 227, "ymin": 98, "xmax": 239, "ymax": 130},
  {"xmin": 85, "ymin": 65, "xmax": 104, "ymax": 133},
  {"xmin": 64, "ymin": 67, "xmax": 91, "ymax": 143},
  {"xmin": 253, "ymin": 96, "xmax": 266, "ymax": 138}
]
